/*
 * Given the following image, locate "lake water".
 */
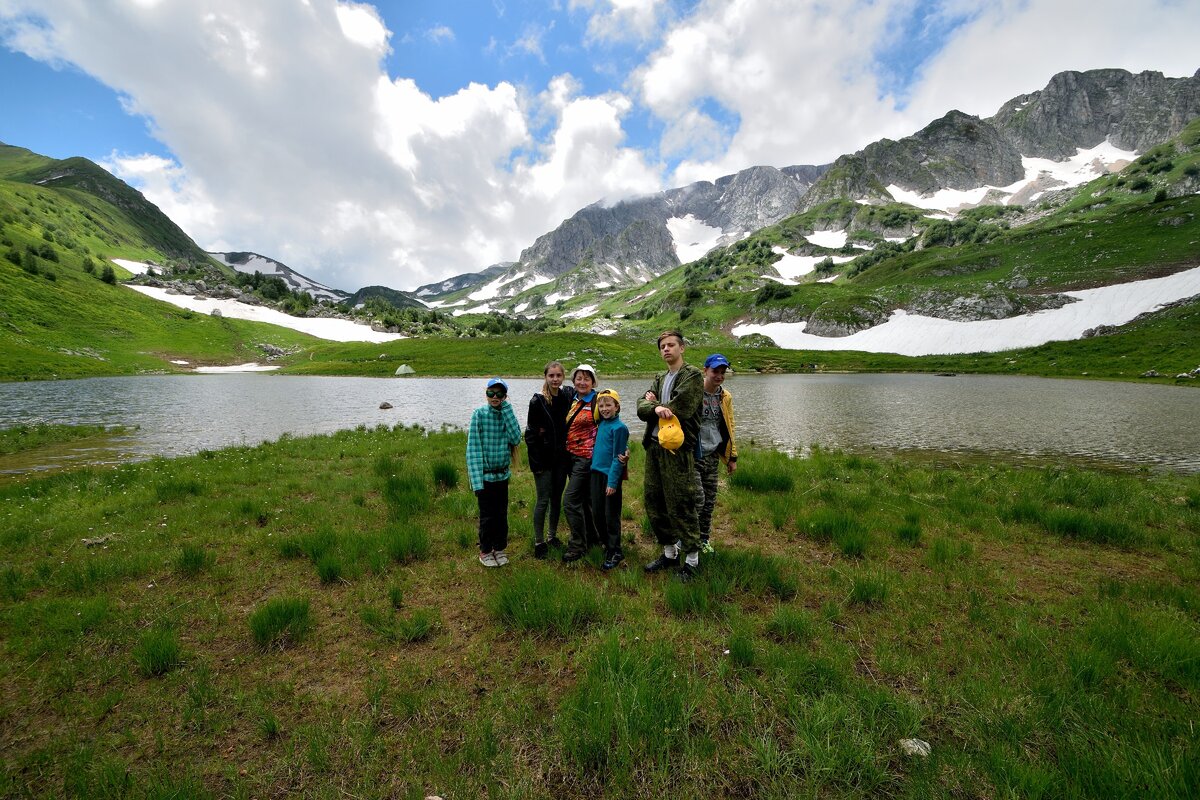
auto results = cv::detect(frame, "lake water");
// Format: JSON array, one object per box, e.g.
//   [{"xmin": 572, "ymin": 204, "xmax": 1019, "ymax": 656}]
[{"xmin": 1, "ymin": 373, "xmax": 1197, "ymax": 476}]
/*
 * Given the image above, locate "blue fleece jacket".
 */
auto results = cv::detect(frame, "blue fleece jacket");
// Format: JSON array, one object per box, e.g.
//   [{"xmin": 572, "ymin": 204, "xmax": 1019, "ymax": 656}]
[{"xmin": 590, "ymin": 415, "xmax": 629, "ymax": 490}]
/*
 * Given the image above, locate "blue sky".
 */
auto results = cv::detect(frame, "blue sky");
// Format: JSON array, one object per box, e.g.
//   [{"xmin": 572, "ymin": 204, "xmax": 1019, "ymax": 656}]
[{"xmin": 1, "ymin": 1, "xmax": 1197, "ymax": 291}]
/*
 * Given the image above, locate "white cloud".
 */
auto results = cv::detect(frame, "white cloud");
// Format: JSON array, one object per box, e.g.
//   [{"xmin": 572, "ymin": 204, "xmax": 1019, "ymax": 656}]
[
  {"xmin": 0, "ymin": 0, "xmax": 664, "ymax": 290},
  {"xmin": 424, "ymin": 24, "xmax": 454, "ymax": 44},
  {"xmin": 572, "ymin": 0, "xmax": 667, "ymax": 43},
  {"xmin": 636, "ymin": 0, "xmax": 1200, "ymax": 185},
  {"xmin": 1, "ymin": 0, "xmax": 1197, "ymax": 294},
  {"xmin": 334, "ymin": 2, "xmax": 390, "ymax": 54}
]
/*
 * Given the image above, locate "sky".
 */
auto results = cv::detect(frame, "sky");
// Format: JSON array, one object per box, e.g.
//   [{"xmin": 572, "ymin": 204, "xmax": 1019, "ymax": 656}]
[{"xmin": 0, "ymin": 1, "xmax": 1197, "ymax": 293}]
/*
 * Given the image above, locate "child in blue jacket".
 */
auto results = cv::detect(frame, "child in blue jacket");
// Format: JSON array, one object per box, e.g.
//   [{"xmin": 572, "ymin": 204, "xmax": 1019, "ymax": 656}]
[{"xmin": 590, "ymin": 389, "xmax": 629, "ymax": 570}]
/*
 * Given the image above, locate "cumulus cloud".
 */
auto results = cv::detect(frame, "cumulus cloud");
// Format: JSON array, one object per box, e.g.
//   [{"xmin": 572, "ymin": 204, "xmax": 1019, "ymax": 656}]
[
  {"xmin": 637, "ymin": 0, "xmax": 1200, "ymax": 185},
  {"xmin": 0, "ymin": 0, "xmax": 663, "ymax": 289},
  {"xmin": 572, "ymin": 0, "xmax": 667, "ymax": 43},
  {"xmin": 2, "ymin": 0, "xmax": 1196, "ymax": 292}
]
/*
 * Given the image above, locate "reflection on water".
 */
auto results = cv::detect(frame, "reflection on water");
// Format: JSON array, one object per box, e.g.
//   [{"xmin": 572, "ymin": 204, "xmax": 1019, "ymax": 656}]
[{"xmin": 0, "ymin": 373, "xmax": 1197, "ymax": 476}]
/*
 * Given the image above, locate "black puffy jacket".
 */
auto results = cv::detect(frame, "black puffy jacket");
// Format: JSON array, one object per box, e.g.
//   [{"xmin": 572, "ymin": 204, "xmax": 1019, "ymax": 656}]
[{"xmin": 524, "ymin": 387, "xmax": 573, "ymax": 472}]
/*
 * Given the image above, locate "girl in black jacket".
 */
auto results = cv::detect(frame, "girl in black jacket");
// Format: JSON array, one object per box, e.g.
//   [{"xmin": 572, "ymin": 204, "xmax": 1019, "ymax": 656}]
[{"xmin": 526, "ymin": 360, "xmax": 574, "ymax": 558}]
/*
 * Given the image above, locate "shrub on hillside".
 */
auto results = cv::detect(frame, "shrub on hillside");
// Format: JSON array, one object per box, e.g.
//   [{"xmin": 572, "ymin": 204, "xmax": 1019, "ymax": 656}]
[{"xmin": 100, "ymin": 265, "xmax": 117, "ymax": 284}]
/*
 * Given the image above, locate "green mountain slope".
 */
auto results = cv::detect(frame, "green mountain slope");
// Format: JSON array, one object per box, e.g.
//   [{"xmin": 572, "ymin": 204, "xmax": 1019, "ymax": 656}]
[{"xmin": 0, "ymin": 143, "xmax": 316, "ymax": 380}]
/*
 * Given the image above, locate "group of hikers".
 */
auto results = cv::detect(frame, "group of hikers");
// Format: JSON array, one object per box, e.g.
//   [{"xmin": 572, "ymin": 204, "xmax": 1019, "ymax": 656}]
[{"xmin": 464, "ymin": 330, "xmax": 737, "ymax": 582}]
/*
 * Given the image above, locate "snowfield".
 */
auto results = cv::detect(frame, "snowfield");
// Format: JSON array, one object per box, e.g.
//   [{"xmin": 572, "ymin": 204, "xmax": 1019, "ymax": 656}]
[
  {"xmin": 667, "ymin": 214, "xmax": 724, "ymax": 264},
  {"xmin": 886, "ymin": 141, "xmax": 1138, "ymax": 212},
  {"xmin": 125, "ymin": 284, "xmax": 403, "ymax": 343},
  {"xmin": 732, "ymin": 266, "xmax": 1200, "ymax": 356},
  {"xmin": 770, "ymin": 247, "xmax": 857, "ymax": 282}
]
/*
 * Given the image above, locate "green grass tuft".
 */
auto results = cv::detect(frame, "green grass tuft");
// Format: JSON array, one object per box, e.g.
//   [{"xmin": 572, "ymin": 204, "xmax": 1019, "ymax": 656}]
[
  {"xmin": 133, "ymin": 627, "xmax": 183, "ymax": 677},
  {"xmin": 249, "ymin": 596, "xmax": 312, "ymax": 649},
  {"xmin": 489, "ymin": 569, "xmax": 605, "ymax": 636}
]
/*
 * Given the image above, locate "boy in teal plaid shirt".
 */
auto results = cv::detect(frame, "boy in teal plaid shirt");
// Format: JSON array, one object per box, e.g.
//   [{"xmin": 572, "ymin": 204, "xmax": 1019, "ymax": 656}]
[{"xmin": 467, "ymin": 378, "xmax": 523, "ymax": 567}]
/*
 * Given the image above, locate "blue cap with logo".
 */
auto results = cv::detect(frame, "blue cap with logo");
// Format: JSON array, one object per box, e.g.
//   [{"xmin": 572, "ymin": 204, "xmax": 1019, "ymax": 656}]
[
  {"xmin": 704, "ymin": 353, "xmax": 730, "ymax": 369},
  {"xmin": 486, "ymin": 377, "xmax": 508, "ymax": 393}
]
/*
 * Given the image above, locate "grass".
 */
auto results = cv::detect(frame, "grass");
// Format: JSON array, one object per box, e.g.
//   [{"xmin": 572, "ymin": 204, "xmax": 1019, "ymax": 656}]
[
  {"xmin": 0, "ymin": 422, "xmax": 127, "ymax": 455},
  {"xmin": 248, "ymin": 596, "xmax": 312, "ymax": 649},
  {"xmin": 1, "ymin": 426, "xmax": 1198, "ymax": 797}
]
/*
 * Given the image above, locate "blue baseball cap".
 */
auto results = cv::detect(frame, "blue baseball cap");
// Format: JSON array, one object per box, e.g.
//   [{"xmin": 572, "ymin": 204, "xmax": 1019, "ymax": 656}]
[
  {"xmin": 704, "ymin": 354, "xmax": 730, "ymax": 369},
  {"xmin": 486, "ymin": 377, "xmax": 508, "ymax": 393}
]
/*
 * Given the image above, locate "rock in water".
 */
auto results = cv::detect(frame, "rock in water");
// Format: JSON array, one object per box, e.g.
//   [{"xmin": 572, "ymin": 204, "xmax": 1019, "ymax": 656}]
[{"xmin": 379, "ymin": 402, "xmax": 393, "ymax": 410}]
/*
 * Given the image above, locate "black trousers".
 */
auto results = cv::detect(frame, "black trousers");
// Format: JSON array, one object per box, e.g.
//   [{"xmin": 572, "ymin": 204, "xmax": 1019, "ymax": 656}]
[
  {"xmin": 589, "ymin": 471, "xmax": 624, "ymax": 554},
  {"xmin": 477, "ymin": 479, "xmax": 509, "ymax": 553}
]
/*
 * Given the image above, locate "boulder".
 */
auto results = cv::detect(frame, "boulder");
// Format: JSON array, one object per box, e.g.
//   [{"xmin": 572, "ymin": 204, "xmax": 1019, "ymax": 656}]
[{"xmin": 379, "ymin": 402, "xmax": 394, "ymax": 410}]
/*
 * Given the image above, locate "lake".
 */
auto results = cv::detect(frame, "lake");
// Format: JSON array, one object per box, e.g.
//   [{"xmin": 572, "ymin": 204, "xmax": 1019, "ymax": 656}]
[{"xmin": 1, "ymin": 373, "xmax": 1197, "ymax": 476}]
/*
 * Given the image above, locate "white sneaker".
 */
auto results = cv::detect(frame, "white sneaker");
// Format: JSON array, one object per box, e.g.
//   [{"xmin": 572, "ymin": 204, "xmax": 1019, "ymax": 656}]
[
  {"xmin": 493, "ymin": 549, "xmax": 509, "ymax": 566},
  {"xmin": 479, "ymin": 551, "xmax": 499, "ymax": 567}
]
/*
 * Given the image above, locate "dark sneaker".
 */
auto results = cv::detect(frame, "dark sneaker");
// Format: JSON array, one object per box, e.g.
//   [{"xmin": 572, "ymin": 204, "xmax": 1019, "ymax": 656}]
[
  {"xmin": 546, "ymin": 535, "xmax": 564, "ymax": 550},
  {"xmin": 644, "ymin": 554, "xmax": 679, "ymax": 573},
  {"xmin": 676, "ymin": 562, "xmax": 699, "ymax": 582},
  {"xmin": 534, "ymin": 541, "xmax": 548, "ymax": 559},
  {"xmin": 601, "ymin": 551, "xmax": 625, "ymax": 571},
  {"xmin": 562, "ymin": 548, "xmax": 585, "ymax": 563}
]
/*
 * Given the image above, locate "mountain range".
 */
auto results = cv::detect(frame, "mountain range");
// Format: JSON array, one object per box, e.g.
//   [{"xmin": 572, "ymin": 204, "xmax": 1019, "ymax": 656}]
[
  {"xmin": 419, "ymin": 68, "xmax": 1199, "ymax": 315},
  {"xmin": 1, "ymin": 66, "xmax": 1198, "ymax": 381}
]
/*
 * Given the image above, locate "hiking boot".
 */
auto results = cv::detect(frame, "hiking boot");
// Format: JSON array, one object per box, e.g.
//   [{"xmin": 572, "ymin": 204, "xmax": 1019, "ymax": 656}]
[
  {"xmin": 676, "ymin": 562, "xmax": 699, "ymax": 582},
  {"xmin": 562, "ymin": 548, "xmax": 585, "ymax": 563},
  {"xmin": 479, "ymin": 551, "xmax": 499, "ymax": 568},
  {"xmin": 534, "ymin": 541, "xmax": 548, "ymax": 560},
  {"xmin": 494, "ymin": 549, "xmax": 509, "ymax": 566},
  {"xmin": 601, "ymin": 551, "xmax": 625, "ymax": 571},
  {"xmin": 700, "ymin": 537, "xmax": 714, "ymax": 555},
  {"xmin": 644, "ymin": 553, "xmax": 679, "ymax": 573}
]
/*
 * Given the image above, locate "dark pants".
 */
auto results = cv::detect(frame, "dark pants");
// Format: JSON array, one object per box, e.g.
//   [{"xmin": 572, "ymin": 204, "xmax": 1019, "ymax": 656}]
[
  {"xmin": 532, "ymin": 457, "xmax": 568, "ymax": 543},
  {"xmin": 477, "ymin": 479, "xmax": 509, "ymax": 553},
  {"xmin": 590, "ymin": 471, "xmax": 624, "ymax": 554},
  {"xmin": 695, "ymin": 452, "xmax": 721, "ymax": 539},
  {"xmin": 564, "ymin": 453, "xmax": 599, "ymax": 551},
  {"xmin": 644, "ymin": 446, "xmax": 699, "ymax": 554}
]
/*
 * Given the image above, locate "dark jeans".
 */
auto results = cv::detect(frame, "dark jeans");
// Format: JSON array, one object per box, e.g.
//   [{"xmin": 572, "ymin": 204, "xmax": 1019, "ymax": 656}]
[
  {"xmin": 563, "ymin": 453, "xmax": 599, "ymax": 551},
  {"xmin": 695, "ymin": 452, "xmax": 721, "ymax": 539},
  {"xmin": 590, "ymin": 471, "xmax": 624, "ymax": 554},
  {"xmin": 644, "ymin": 446, "xmax": 699, "ymax": 553},
  {"xmin": 532, "ymin": 457, "xmax": 568, "ymax": 543},
  {"xmin": 477, "ymin": 479, "xmax": 509, "ymax": 553}
]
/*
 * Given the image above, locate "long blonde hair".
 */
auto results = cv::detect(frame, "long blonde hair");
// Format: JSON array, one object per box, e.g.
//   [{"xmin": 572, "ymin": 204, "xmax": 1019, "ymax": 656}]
[{"xmin": 541, "ymin": 360, "xmax": 565, "ymax": 402}]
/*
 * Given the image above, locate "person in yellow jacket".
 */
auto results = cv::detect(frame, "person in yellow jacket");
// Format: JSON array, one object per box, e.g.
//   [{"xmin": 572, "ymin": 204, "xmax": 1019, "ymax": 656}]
[{"xmin": 694, "ymin": 353, "xmax": 737, "ymax": 553}]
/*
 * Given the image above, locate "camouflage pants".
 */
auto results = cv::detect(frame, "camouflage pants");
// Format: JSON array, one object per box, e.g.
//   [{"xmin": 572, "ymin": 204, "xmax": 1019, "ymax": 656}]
[
  {"xmin": 694, "ymin": 452, "xmax": 721, "ymax": 540},
  {"xmin": 643, "ymin": 446, "xmax": 699, "ymax": 554}
]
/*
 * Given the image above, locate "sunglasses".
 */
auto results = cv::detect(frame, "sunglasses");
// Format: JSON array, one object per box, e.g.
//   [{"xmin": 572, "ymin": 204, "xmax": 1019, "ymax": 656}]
[{"xmin": 485, "ymin": 389, "xmax": 506, "ymax": 399}]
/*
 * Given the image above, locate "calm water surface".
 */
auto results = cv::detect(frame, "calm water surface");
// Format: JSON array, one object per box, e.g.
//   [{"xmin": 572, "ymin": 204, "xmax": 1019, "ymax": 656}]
[{"xmin": 0, "ymin": 373, "xmax": 1197, "ymax": 475}]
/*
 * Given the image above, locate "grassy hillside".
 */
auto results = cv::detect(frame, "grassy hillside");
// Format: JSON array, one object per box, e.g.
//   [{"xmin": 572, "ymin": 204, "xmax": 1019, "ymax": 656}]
[
  {"xmin": 1, "ymin": 426, "xmax": 1197, "ymax": 797},
  {"xmin": 0, "ymin": 147, "xmax": 319, "ymax": 380}
]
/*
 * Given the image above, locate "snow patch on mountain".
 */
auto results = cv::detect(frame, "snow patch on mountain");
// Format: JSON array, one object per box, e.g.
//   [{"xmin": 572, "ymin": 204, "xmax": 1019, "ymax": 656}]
[
  {"xmin": 733, "ymin": 266, "xmax": 1200, "ymax": 356},
  {"xmin": 210, "ymin": 252, "xmax": 348, "ymax": 303},
  {"xmin": 563, "ymin": 304, "xmax": 600, "ymax": 320},
  {"xmin": 770, "ymin": 248, "xmax": 856, "ymax": 281},
  {"xmin": 886, "ymin": 141, "xmax": 1138, "ymax": 213},
  {"xmin": 805, "ymin": 230, "xmax": 848, "ymax": 249},
  {"xmin": 125, "ymin": 285, "xmax": 402, "ymax": 343},
  {"xmin": 667, "ymin": 215, "xmax": 725, "ymax": 264},
  {"xmin": 112, "ymin": 258, "xmax": 150, "ymax": 275}
]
